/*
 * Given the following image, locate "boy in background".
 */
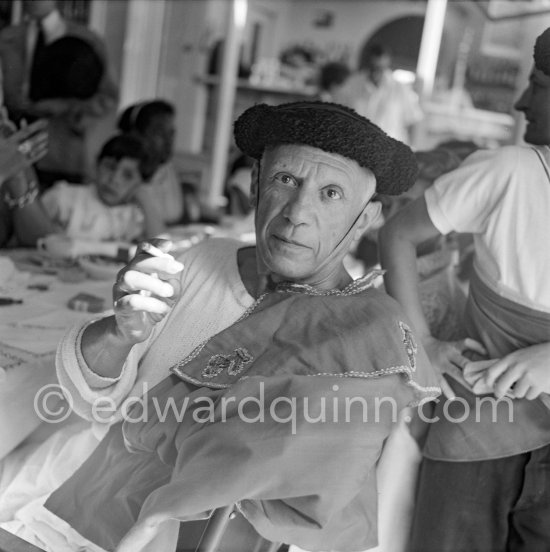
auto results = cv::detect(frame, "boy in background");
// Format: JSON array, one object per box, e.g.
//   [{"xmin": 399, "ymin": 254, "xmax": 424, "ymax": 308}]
[{"xmin": 41, "ymin": 134, "xmax": 165, "ymax": 241}]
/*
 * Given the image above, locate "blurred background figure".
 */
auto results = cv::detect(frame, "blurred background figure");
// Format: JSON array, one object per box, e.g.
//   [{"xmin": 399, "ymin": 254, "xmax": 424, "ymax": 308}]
[
  {"xmin": 224, "ymin": 153, "xmax": 254, "ymax": 218},
  {"xmin": 0, "ymin": 107, "xmax": 56, "ymax": 247},
  {"xmin": 0, "ymin": 0, "xmax": 118, "ymax": 187},
  {"xmin": 40, "ymin": 133, "xmax": 165, "ymax": 241},
  {"xmin": 354, "ymin": 138, "xmax": 479, "ymax": 340},
  {"xmin": 332, "ymin": 43, "xmax": 423, "ymax": 145},
  {"xmin": 118, "ymin": 100, "xmax": 187, "ymax": 226},
  {"xmin": 318, "ymin": 61, "xmax": 351, "ymax": 102},
  {"xmin": 278, "ymin": 44, "xmax": 319, "ymax": 88}
]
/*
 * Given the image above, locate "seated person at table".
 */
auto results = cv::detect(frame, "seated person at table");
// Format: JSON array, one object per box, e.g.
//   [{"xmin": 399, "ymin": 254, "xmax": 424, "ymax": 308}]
[
  {"xmin": 4, "ymin": 101, "xmax": 439, "ymax": 552},
  {"xmin": 118, "ymin": 100, "xmax": 185, "ymax": 225},
  {"xmin": 40, "ymin": 133, "xmax": 165, "ymax": 241},
  {"xmin": 0, "ymin": 111, "xmax": 56, "ymax": 247},
  {"xmin": 379, "ymin": 27, "xmax": 550, "ymax": 551}
]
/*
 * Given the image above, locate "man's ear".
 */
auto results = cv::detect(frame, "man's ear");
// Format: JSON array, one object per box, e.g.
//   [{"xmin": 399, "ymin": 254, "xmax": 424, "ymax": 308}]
[
  {"xmin": 354, "ymin": 200, "xmax": 382, "ymax": 241},
  {"xmin": 249, "ymin": 161, "xmax": 259, "ymax": 208}
]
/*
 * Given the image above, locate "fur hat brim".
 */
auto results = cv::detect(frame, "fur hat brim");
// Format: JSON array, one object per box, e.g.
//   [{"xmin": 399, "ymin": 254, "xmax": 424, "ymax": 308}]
[
  {"xmin": 233, "ymin": 101, "xmax": 418, "ymax": 195},
  {"xmin": 534, "ymin": 27, "xmax": 550, "ymax": 76}
]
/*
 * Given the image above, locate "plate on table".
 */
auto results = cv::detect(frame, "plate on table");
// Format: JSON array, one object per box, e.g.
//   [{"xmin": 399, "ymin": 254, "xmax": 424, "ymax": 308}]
[{"xmin": 78, "ymin": 255, "xmax": 125, "ymax": 281}]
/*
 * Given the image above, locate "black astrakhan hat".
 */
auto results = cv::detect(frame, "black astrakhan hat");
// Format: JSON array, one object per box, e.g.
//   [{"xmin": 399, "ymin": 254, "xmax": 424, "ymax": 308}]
[
  {"xmin": 534, "ymin": 27, "xmax": 550, "ymax": 76},
  {"xmin": 233, "ymin": 101, "xmax": 418, "ymax": 195}
]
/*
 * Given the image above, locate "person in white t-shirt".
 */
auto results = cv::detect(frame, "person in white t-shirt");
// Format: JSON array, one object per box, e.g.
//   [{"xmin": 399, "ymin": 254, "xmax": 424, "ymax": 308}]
[{"xmin": 378, "ymin": 27, "xmax": 550, "ymax": 552}]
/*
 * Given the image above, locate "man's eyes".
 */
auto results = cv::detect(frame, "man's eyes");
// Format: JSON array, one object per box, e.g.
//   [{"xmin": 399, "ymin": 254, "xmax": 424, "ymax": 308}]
[
  {"xmin": 274, "ymin": 173, "xmax": 297, "ymax": 186},
  {"xmin": 272, "ymin": 173, "xmax": 343, "ymax": 200},
  {"xmin": 324, "ymin": 187, "xmax": 342, "ymax": 200}
]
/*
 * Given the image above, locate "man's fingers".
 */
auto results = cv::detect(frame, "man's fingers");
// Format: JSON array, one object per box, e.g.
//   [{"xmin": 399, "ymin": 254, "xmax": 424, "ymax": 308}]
[
  {"xmin": 460, "ymin": 338, "xmax": 487, "ymax": 356},
  {"xmin": 25, "ymin": 118, "xmax": 48, "ymax": 133},
  {"xmin": 463, "ymin": 359, "xmax": 496, "ymax": 379},
  {"xmin": 471, "ymin": 379, "xmax": 493, "ymax": 395},
  {"xmin": 128, "ymin": 255, "xmax": 184, "ymax": 276},
  {"xmin": 492, "ymin": 364, "xmax": 522, "ymax": 398},
  {"xmin": 14, "ymin": 120, "xmax": 48, "ymax": 145},
  {"xmin": 443, "ymin": 338, "xmax": 487, "ymax": 372},
  {"xmin": 450, "ymin": 351, "xmax": 469, "ymax": 370},
  {"xmin": 483, "ymin": 359, "xmax": 510, "ymax": 389},
  {"xmin": 463, "ymin": 369, "xmax": 483, "ymax": 387},
  {"xmin": 114, "ymin": 293, "xmax": 171, "ymax": 315},
  {"xmin": 117, "ymin": 270, "xmax": 175, "ymax": 298},
  {"xmin": 511, "ymin": 377, "xmax": 530, "ymax": 400},
  {"xmin": 136, "ymin": 238, "xmax": 173, "ymax": 256}
]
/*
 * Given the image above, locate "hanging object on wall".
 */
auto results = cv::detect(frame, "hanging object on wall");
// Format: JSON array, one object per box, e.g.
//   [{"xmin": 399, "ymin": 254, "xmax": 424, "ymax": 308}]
[{"xmin": 313, "ymin": 10, "xmax": 334, "ymax": 28}]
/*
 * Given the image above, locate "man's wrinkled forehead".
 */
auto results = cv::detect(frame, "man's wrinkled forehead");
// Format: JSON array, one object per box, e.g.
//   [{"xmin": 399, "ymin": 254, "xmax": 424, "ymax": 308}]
[{"xmin": 262, "ymin": 144, "xmax": 376, "ymax": 184}]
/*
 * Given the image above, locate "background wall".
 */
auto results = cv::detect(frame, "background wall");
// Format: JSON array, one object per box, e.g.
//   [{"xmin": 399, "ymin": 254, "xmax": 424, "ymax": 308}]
[{"xmin": 275, "ymin": 0, "xmax": 426, "ymax": 69}]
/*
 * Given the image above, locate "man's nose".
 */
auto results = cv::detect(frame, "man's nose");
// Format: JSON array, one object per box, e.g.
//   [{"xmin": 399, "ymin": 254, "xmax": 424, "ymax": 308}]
[
  {"xmin": 514, "ymin": 86, "xmax": 530, "ymax": 112},
  {"xmin": 282, "ymin": 187, "xmax": 314, "ymax": 226}
]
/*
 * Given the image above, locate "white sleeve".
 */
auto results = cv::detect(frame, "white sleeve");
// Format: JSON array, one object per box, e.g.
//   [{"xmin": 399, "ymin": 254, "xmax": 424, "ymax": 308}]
[
  {"xmin": 54, "ymin": 243, "xmax": 207, "ymax": 422},
  {"xmin": 55, "ymin": 318, "xmax": 158, "ymax": 422},
  {"xmin": 424, "ymin": 147, "xmax": 517, "ymax": 235}
]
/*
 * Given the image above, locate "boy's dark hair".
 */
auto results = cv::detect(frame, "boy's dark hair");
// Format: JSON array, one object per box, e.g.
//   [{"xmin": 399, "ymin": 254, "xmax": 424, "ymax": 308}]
[
  {"xmin": 117, "ymin": 100, "xmax": 175, "ymax": 135},
  {"xmin": 97, "ymin": 134, "xmax": 151, "ymax": 179}
]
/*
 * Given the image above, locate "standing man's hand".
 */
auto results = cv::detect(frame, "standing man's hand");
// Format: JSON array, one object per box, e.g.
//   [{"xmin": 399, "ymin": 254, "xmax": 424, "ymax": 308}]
[
  {"xmin": 423, "ymin": 335, "xmax": 487, "ymax": 399},
  {"xmin": 470, "ymin": 343, "xmax": 550, "ymax": 400}
]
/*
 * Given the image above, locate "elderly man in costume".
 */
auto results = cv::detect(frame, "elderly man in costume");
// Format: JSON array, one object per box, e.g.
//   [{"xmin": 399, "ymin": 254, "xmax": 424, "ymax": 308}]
[
  {"xmin": 8, "ymin": 102, "xmax": 438, "ymax": 552},
  {"xmin": 380, "ymin": 28, "xmax": 550, "ymax": 551}
]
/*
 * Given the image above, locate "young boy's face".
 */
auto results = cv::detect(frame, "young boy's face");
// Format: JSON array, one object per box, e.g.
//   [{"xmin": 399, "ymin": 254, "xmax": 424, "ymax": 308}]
[{"xmin": 96, "ymin": 157, "xmax": 142, "ymax": 206}]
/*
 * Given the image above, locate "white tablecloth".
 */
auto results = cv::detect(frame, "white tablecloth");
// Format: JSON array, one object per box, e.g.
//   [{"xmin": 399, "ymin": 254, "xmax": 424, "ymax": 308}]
[{"xmin": 0, "ymin": 252, "xmax": 113, "ymax": 459}]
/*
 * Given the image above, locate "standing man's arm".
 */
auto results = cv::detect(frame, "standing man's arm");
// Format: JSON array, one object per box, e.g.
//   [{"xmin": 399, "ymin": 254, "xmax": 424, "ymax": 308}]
[
  {"xmin": 379, "ymin": 197, "xmax": 436, "ymax": 339},
  {"xmin": 379, "ymin": 197, "xmax": 485, "ymax": 397}
]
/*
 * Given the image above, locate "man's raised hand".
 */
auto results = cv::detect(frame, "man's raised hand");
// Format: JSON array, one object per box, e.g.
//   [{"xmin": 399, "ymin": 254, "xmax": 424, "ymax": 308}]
[{"xmin": 113, "ymin": 239, "xmax": 183, "ymax": 344}]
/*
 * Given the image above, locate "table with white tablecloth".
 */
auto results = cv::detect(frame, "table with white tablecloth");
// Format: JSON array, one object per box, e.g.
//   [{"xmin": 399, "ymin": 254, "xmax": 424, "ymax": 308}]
[{"xmin": 0, "ymin": 252, "xmax": 113, "ymax": 460}]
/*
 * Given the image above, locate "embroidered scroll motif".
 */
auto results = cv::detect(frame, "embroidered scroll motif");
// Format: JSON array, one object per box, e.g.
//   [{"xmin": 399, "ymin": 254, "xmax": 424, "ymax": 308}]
[
  {"xmin": 202, "ymin": 348, "xmax": 254, "ymax": 379},
  {"xmin": 399, "ymin": 321, "xmax": 417, "ymax": 371}
]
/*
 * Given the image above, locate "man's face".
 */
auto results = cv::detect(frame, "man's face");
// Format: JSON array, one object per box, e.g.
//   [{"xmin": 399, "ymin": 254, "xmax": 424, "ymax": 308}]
[
  {"xmin": 515, "ymin": 66, "xmax": 550, "ymax": 145},
  {"xmin": 366, "ymin": 54, "xmax": 391, "ymax": 87},
  {"xmin": 96, "ymin": 157, "xmax": 142, "ymax": 206},
  {"xmin": 254, "ymin": 144, "xmax": 376, "ymax": 287}
]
